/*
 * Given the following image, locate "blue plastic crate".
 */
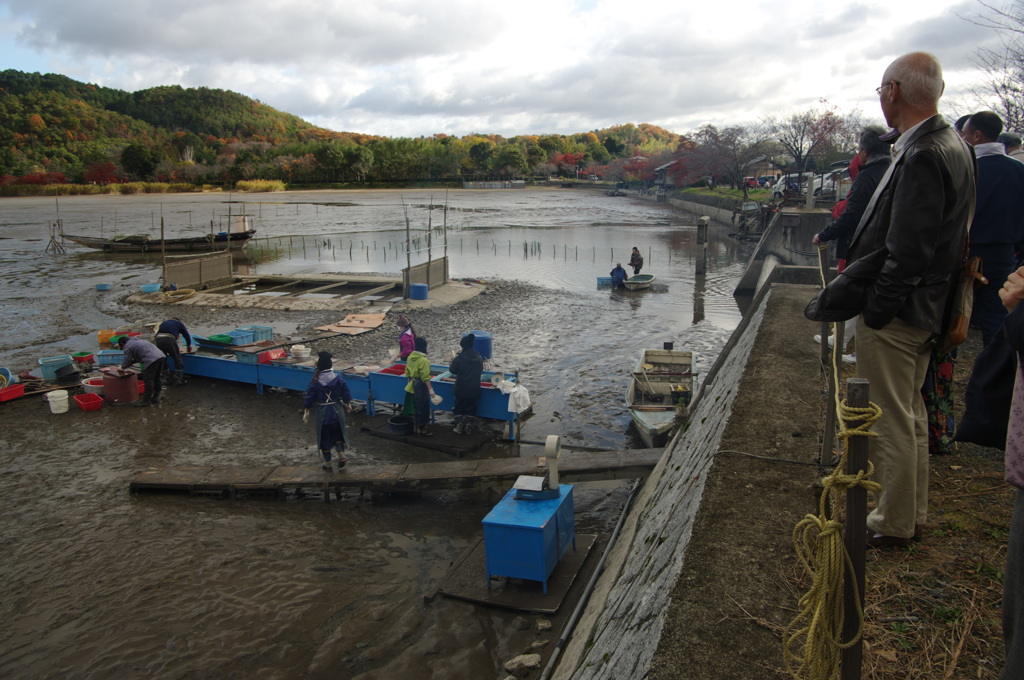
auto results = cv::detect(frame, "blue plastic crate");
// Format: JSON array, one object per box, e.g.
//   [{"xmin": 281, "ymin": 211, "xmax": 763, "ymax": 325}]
[
  {"xmin": 225, "ymin": 330, "xmax": 255, "ymax": 346},
  {"xmin": 38, "ymin": 355, "xmax": 73, "ymax": 381},
  {"xmin": 235, "ymin": 351, "xmax": 259, "ymax": 364},
  {"xmin": 237, "ymin": 325, "xmax": 273, "ymax": 342},
  {"xmin": 96, "ymin": 350, "xmax": 125, "ymax": 366}
]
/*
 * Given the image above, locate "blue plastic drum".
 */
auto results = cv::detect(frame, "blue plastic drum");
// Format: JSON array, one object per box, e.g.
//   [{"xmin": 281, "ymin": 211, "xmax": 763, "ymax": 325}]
[
  {"xmin": 409, "ymin": 283, "xmax": 428, "ymax": 300},
  {"xmin": 464, "ymin": 330, "xmax": 492, "ymax": 359}
]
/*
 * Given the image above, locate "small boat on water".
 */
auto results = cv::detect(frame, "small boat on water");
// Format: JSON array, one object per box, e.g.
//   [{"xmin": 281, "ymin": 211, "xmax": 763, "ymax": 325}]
[
  {"xmin": 624, "ymin": 274, "xmax": 655, "ymax": 291},
  {"xmin": 63, "ymin": 230, "xmax": 256, "ymax": 253},
  {"xmin": 626, "ymin": 348, "xmax": 695, "ymax": 448}
]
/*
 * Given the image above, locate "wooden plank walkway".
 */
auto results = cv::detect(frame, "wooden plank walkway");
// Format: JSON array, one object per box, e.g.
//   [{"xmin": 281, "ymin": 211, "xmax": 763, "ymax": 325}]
[{"xmin": 128, "ymin": 449, "xmax": 663, "ymax": 501}]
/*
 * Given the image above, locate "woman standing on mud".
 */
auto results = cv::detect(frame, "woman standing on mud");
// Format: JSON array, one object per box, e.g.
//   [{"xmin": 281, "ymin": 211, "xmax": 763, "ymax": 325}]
[
  {"xmin": 303, "ymin": 351, "xmax": 353, "ymax": 472},
  {"xmin": 404, "ymin": 337, "xmax": 436, "ymax": 436},
  {"xmin": 396, "ymin": 313, "xmax": 416, "ymax": 360}
]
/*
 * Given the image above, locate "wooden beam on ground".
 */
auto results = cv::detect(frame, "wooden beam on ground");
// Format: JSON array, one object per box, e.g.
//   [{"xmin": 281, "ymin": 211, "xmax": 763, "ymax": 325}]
[
  {"xmin": 359, "ymin": 282, "xmax": 397, "ymax": 298},
  {"xmin": 291, "ymin": 280, "xmax": 350, "ymax": 295},
  {"xmin": 128, "ymin": 448, "xmax": 663, "ymax": 499}
]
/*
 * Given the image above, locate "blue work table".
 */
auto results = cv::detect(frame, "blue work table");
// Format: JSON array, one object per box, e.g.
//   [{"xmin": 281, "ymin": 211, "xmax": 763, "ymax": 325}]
[
  {"xmin": 181, "ymin": 355, "xmax": 521, "ymax": 439},
  {"xmin": 482, "ymin": 484, "xmax": 575, "ymax": 594}
]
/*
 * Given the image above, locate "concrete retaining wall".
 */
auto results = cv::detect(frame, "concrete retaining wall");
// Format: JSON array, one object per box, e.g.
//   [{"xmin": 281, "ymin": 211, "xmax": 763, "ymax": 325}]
[{"xmin": 553, "ymin": 290, "xmax": 771, "ymax": 679}]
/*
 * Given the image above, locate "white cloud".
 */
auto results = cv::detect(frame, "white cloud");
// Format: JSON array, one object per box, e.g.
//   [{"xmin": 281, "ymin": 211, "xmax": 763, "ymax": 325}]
[{"xmin": 0, "ymin": 0, "xmax": 1007, "ymax": 137}]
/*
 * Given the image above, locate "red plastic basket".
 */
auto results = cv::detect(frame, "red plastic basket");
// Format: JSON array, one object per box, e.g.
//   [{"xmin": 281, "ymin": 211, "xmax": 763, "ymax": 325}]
[
  {"xmin": 74, "ymin": 393, "xmax": 103, "ymax": 411},
  {"xmin": 0, "ymin": 384, "xmax": 25, "ymax": 402}
]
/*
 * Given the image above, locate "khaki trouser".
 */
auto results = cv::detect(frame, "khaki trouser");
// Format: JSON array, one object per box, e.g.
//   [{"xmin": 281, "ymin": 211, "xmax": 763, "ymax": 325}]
[{"xmin": 856, "ymin": 315, "xmax": 934, "ymax": 539}]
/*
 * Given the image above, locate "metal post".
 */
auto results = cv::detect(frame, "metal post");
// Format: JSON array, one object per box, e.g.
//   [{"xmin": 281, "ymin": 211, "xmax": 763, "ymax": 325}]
[
  {"xmin": 696, "ymin": 216, "xmax": 709, "ymax": 275},
  {"xmin": 841, "ymin": 378, "xmax": 869, "ymax": 680}
]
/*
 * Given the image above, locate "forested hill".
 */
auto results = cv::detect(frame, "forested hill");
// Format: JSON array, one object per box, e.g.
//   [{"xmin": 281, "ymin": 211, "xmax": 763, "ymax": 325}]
[{"xmin": 0, "ymin": 69, "xmax": 682, "ymax": 185}]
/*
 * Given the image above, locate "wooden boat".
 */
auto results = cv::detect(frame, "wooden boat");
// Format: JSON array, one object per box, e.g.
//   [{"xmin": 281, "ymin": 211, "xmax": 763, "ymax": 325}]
[
  {"xmin": 624, "ymin": 274, "xmax": 655, "ymax": 290},
  {"xmin": 63, "ymin": 229, "xmax": 255, "ymax": 253},
  {"xmin": 625, "ymin": 348, "xmax": 695, "ymax": 448}
]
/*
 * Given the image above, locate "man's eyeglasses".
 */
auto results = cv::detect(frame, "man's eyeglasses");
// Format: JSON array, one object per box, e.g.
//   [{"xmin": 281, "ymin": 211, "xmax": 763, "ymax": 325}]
[{"xmin": 876, "ymin": 81, "xmax": 901, "ymax": 95}]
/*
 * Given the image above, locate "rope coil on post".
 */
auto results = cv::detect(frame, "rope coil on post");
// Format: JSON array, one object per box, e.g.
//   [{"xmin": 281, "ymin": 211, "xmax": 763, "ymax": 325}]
[
  {"xmin": 782, "ymin": 244, "xmax": 885, "ymax": 678},
  {"xmin": 782, "ymin": 400, "xmax": 882, "ymax": 679}
]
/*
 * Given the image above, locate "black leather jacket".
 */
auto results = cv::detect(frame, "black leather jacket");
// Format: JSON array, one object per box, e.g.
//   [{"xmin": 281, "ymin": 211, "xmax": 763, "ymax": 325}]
[{"xmin": 846, "ymin": 115, "xmax": 977, "ymax": 334}]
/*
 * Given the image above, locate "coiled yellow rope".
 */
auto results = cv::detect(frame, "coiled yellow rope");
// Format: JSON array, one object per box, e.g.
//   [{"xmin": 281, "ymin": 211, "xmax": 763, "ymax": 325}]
[
  {"xmin": 162, "ymin": 288, "xmax": 196, "ymax": 303},
  {"xmin": 782, "ymin": 243, "xmax": 883, "ymax": 679}
]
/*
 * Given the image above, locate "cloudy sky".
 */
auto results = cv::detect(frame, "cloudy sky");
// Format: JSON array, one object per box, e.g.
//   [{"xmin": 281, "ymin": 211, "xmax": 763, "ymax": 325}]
[{"xmin": 0, "ymin": 0, "xmax": 1006, "ymax": 138}]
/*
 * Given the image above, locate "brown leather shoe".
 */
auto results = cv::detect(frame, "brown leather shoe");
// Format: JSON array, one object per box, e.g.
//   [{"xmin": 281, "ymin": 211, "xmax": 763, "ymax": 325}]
[{"xmin": 866, "ymin": 531, "xmax": 912, "ymax": 549}]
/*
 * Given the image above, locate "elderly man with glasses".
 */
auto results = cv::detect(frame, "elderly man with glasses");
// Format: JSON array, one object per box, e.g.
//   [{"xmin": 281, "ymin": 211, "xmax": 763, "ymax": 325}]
[{"xmin": 843, "ymin": 52, "xmax": 976, "ymax": 549}]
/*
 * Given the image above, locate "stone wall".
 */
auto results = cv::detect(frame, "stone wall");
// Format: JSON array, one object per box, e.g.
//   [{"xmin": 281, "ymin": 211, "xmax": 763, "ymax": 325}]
[{"xmin": 552, "ymin": 289, "xmax": 771, "ymax": 679}]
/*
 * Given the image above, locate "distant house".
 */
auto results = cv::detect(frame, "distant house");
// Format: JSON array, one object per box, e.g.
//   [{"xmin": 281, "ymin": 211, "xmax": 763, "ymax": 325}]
[
  {"xmin": 744, "ymin": 156, "xmax": 784, "ymax": 180},
  {"xmin": 653, "ymin": 160, "xmax": 683, "ymax": 190}
]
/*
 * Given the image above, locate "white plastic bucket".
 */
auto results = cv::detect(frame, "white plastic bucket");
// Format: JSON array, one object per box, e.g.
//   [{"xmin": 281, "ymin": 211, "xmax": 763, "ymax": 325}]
[
  {"xmin": 83, "ymin": 378, "xmax": 105, "ymax": 396},
  {"xmin": 47, "ymin": 390, "xmax": 69, "ymax": 414}
]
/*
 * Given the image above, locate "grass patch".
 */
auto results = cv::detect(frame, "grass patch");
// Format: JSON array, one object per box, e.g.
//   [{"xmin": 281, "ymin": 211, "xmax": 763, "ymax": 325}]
[
  {"xmin": 235, "ymin": 179, "xmax": 286, "ymax": 192},
  {"xmin": 682, "ymin": 186, "xmax": 772, "ymax": 201}
]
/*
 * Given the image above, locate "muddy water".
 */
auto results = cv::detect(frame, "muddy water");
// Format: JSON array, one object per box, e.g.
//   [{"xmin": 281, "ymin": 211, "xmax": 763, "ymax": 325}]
[{"xmin": 0, "ymin": 189, "xmax": 749, "ymax": 679}]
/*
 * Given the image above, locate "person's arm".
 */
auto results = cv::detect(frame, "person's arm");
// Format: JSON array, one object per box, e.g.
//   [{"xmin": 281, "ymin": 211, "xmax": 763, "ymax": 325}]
[
  {"xmin": 1001, "ymin": 267, "xmax": 1024, "ymax": 352},
  {"xmin": 120, "ymin": 344, "xmax": 134, "ymax": 369},
  {"xmin": 338, "ymin": 378, "xmax": 353, "ymax": 406},
  {"xmin": 180, "ymin": 324, "xmax": 192, "ymax": 349},
  {"xmin": 817, "ymin": 169, "xmax": 876, "ymax": 243},
  {"xmin": 302, "ymin": 380, "xmax": 316, "ymax": 422}
]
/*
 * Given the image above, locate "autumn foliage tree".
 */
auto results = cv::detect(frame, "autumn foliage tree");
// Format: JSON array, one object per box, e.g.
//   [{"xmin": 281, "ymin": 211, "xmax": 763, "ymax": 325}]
[
  {"xmin": 761, "ymin": 105, "xmax": 849, "ymax": 177},
  {"xmin": 552, "ymin": 151, "xmax": 585, "ymax": 176},
  {"xmin": 83, "ymin": 162, "xmax": 118, "ymax": 184}
]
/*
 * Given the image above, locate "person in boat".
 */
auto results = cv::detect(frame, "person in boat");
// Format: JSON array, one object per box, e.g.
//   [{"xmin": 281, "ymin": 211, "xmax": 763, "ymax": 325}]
[
  {"xmin": 396, "ymin": 313, "xmax": 417, "ymax": 360},
  {"xmin": 449, "ymin": 334, "xmax": 484, "ymax": 435},
  {"xmin": 628, "ymin": 247, "xmax": 644, "ymax": 275},
  {"xmin": 154, "ymin": 318, "xmax": 193, "ymax": 386},
  {"xmin": 118, "ymin": 335, "xmax": 166, "ymax": 407},
  {"xmin": 404, "ymin": 337, "xmax": 436, "ymax": 436},
  {"xmin": 303, "ymin": 351, "xmax": 353, "ymax": 472},
  {"xmin": 610, "ymin": 263, "xmax": 627, "ymax": 288}
]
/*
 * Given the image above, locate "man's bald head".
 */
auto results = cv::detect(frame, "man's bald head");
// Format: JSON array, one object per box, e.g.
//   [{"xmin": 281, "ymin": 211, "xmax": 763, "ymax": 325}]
[{"xmin": 883, "ymin": 52, "xmax": 944, "ymax": 111}]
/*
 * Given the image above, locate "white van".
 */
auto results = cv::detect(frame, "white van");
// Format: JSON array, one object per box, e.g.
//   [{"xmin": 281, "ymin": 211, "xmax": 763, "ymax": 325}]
[{"xmin": 772, "ymin": 173, "xmax": 828, "ymax": 198}]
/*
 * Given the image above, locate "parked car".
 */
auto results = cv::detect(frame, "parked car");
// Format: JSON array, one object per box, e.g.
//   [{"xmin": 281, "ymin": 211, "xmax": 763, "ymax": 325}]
[
  {"xmin": 772, "ymin": 173, "xmax": 829, "ymax": 198},
  {"xmin": 742, "ymin": 176, "xmax": 758, "ymax": 188},
  {"xmin": 757, "ymin": 176, "xmax": 774, "ymax": 187},
  {"xmin": 772, "ymin": 174, "xmax": 802, "ymax": 198}
]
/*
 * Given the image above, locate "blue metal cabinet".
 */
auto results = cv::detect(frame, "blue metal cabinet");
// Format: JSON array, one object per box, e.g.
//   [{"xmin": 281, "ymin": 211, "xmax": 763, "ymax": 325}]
[{"xmin": 482, "ymin": 485, "xmax": 575, "ymax": 594}]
